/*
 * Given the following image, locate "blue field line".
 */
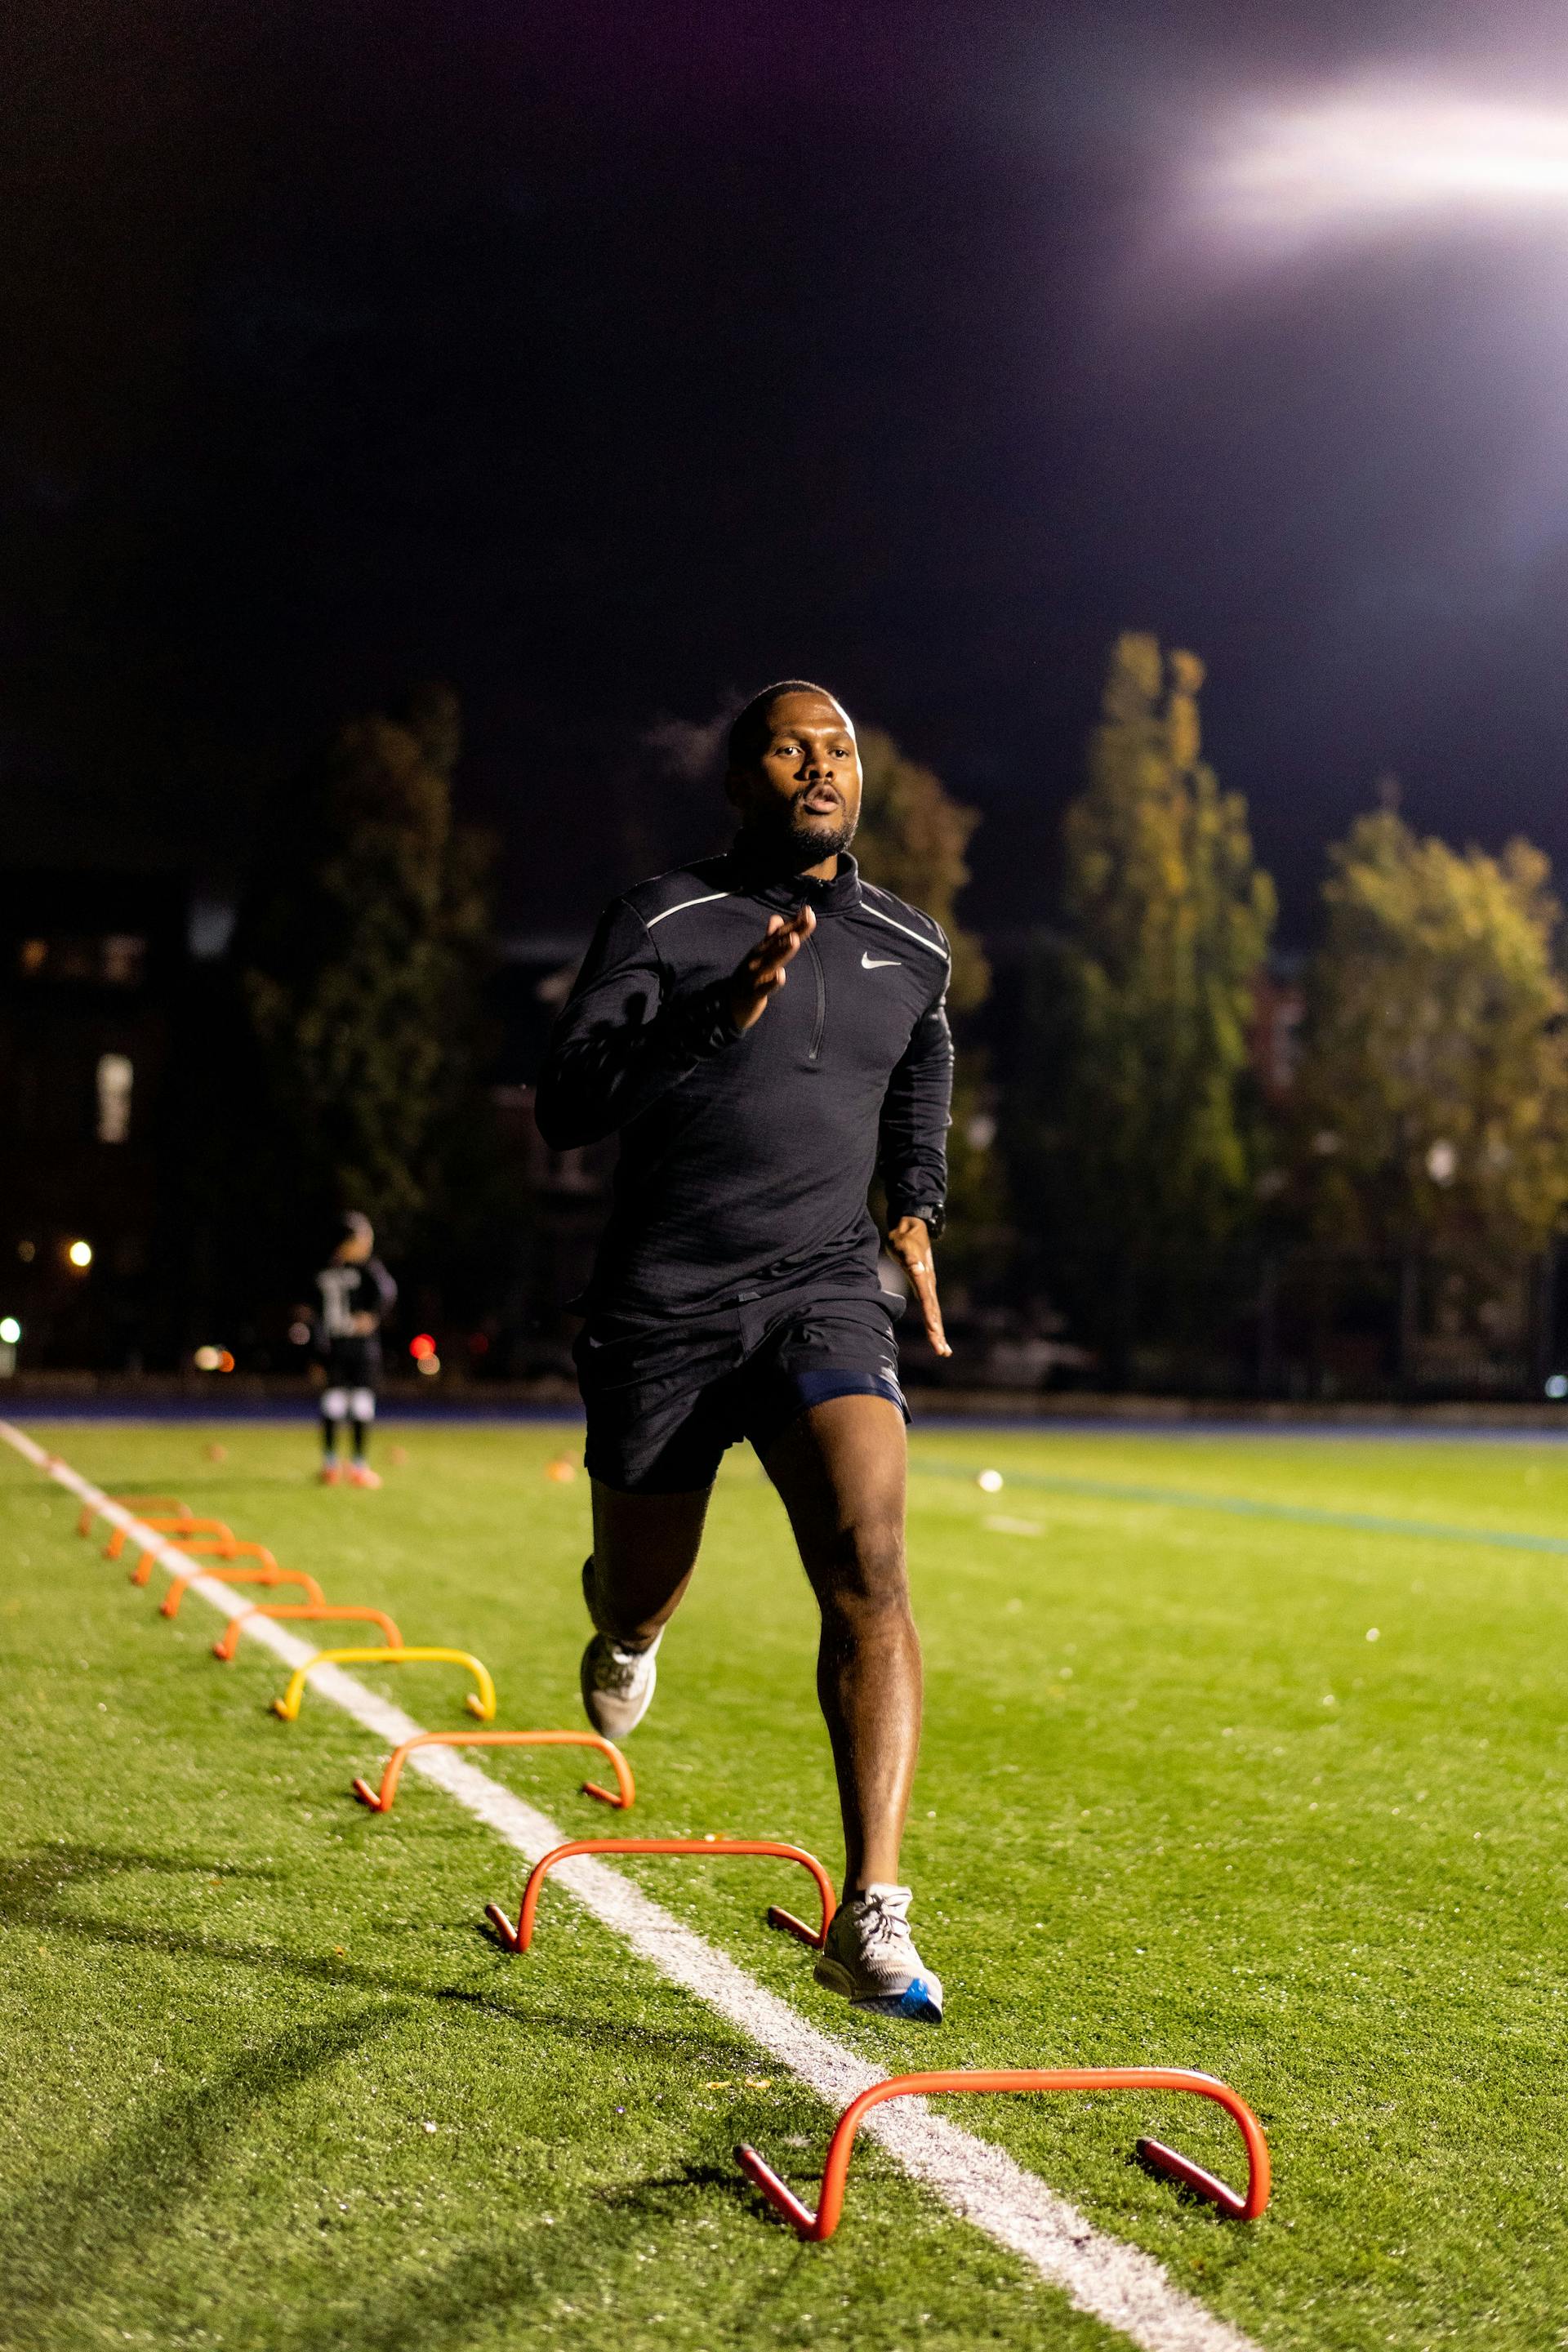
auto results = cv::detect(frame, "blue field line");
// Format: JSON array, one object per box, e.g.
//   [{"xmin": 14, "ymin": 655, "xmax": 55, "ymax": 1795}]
[{"xmin": 912, "ymin": 1457, "xmax": 1568, "ymax": 1555}]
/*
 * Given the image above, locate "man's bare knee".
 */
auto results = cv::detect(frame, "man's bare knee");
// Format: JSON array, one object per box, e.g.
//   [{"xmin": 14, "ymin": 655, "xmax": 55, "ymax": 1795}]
[{"xmin": 815, "ymin": 1521, "xmax": 911, "ymax": 1629}]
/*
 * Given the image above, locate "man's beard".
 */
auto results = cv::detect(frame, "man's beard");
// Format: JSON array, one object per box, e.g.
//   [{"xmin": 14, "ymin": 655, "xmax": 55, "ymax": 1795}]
[{"xmin": 744, "ymin": 792, "xmax": 858, "ymax": 872}]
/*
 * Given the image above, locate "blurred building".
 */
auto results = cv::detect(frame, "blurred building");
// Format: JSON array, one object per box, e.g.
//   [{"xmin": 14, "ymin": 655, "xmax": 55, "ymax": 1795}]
[{"xmin": 0, "ymin": 871, "xmax": 215, "ymax": 1369}]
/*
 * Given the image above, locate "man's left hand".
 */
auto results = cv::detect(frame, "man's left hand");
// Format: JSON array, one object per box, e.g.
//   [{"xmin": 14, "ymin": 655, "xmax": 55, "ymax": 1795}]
[{"xmin": 888, "ymin": 1216, "xmax": 951, "ymax": 1358}]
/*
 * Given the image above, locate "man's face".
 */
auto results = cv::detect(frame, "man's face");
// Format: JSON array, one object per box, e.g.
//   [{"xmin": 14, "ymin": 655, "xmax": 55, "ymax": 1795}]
[
  {"xmin": 727, "ymin": 691, "xmax": 862, "ymax": 866},
  {"xmin": 335, "ymin": 1226, "xmax": 374, "ymax": 1264}
]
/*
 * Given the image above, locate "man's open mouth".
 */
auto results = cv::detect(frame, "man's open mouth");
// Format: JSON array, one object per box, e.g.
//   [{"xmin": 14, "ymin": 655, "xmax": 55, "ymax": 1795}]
[{"xmin": 798, "ymin": 787, "xmax": 841, "ymax": 816}]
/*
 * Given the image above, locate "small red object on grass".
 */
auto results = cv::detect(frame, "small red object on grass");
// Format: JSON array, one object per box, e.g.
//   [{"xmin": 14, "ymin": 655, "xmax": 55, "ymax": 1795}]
[
  {"xmin": 212, "ymin": 1603, "xmax": 403, "ymax": 1662},
  {"xmin": 162, "ymin": 1562, "xmax": 325, "ymax": 1618},
  {"xmin": 485, "ymin": 1836, "xmax": 835, "ymax": 1954},
  {"xmin": 353, "ymin": 1727, "xmax": 635, "ymax": 1814},
  {"xmin": 737, "ymin": 2066, "xmax": 1271, "ymax": 2241}
]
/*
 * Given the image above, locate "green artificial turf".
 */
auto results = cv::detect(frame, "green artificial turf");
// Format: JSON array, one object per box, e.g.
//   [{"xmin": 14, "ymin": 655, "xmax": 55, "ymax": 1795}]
[{"xmin": 2, "ymin": 1416, "xmax": 1566, "ymax": 2350}]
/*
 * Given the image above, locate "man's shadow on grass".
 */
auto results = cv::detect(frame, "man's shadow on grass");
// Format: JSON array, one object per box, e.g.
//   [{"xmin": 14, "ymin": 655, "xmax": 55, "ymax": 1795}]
[
  {"xmin": 1, "ymin": 1843, "xmax": 792, "ymax": 2348},
  {"xmin": 0, "ymin": 2002, "xmax": 402, "ymax": 2343},
  {"xmin": 258, "ymin": 2165, "xmax": 808, "ymax": 2352},
  {"xmin": 0, "ymin": 1842, "xmax": 759, "ymax": 2060}
]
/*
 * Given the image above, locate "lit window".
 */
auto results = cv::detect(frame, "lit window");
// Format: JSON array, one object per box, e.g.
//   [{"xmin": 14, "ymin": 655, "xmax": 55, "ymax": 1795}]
[
  {"xmin": 101, "ymin": 936, "xmax": 145, "ymax": 987},
  {"xmin": 96, "ymin": 1054, "xmax": 133, "ymax": 1143}
]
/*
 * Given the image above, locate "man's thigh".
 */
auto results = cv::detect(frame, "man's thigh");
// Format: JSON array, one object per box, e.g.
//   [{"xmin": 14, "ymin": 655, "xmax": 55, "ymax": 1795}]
[
  {"xmin": 588, "ymin": 1479, "xmax": 712, "ymax": 1631},
  {"xmin": 759, "ymin": 1394, "xmax": 908, "ymax": 1597}
]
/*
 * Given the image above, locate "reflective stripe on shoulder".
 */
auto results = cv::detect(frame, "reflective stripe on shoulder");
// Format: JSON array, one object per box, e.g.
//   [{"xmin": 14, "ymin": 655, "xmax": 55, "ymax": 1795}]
[
  {"xmin": 644, "ymin": 891, "xmax": 734, "ymax": 929},
  {"xmin": 859, "ymin": 893, "xmax": 951, "ymax": 959}
]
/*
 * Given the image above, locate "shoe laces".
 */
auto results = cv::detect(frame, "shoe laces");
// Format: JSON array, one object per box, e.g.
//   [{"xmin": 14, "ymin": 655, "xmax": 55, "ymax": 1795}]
[
  {"xmin": 596, "ymin": 1636, "xmax": 655, "ymax": 1696},
  {"xmin": 853, "ymin": 1886, "xmax": 914, "ymax": 1952}
]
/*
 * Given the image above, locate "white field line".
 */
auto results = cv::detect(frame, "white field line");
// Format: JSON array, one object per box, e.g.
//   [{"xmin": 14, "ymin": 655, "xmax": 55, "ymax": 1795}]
[{"xmin": 4, "ymin": 1422, "xmax": 1267, "ymax": 2352}]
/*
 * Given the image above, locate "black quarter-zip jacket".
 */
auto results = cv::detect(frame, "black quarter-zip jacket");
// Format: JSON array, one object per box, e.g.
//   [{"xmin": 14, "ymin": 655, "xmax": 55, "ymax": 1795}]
[{"xmin": 536, "ymin": 849, "xmax": 953, "ymax": 1321}]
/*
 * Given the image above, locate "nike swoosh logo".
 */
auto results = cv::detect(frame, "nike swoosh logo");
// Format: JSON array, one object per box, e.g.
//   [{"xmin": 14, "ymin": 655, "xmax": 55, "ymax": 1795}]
[{"xmin": 861, "ymin": 951, "xmax": 902, "ymax": 969}]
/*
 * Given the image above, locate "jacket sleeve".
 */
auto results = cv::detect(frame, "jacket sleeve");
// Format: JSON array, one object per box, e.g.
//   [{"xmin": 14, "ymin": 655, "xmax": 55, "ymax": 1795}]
[
  {"xmin": 879, "ymin": 972, "xmax": 954, "ymax": 1223},
  {"xmin": 534, "ymin": 898, "xmax": 743, "ymax": 1148}
]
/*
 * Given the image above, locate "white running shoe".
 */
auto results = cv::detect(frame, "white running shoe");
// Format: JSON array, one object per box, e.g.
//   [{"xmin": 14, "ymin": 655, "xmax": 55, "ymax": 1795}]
[
  {"xmin": 579, "ymin": 1561, "xmax": 662, "ymax": 1739},
  {"xmin": 814, "ymin": 1885, "xmax": 944, "ymax": 2020}
]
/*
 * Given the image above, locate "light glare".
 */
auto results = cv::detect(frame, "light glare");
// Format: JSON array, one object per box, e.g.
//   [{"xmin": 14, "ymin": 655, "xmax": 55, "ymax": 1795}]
[
  {"xmin": 67, "ymin": 1240, "xmax": 93, "ymax": 1268},
  {"xmin": 1198, "ymin": 91, "xmax": 1568, "ymax": 244}
]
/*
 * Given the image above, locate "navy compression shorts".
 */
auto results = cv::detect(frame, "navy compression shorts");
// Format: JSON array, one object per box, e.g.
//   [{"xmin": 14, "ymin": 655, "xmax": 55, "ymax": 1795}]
[{"xmin": 573, "ymin": 1290, "xmax": 909, "ymax": 1494}]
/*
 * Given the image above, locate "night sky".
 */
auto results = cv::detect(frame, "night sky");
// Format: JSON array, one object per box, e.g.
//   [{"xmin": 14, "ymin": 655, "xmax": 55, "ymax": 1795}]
[{"xmin": 8, "ymin": 0, "xmax": 1568, "ymax": 939}]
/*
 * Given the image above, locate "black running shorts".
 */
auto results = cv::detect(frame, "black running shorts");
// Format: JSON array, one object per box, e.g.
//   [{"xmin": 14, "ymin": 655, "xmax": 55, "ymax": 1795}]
[
  {"xmin": 574, "ymin": 1290, "xmax": 909, "ymax": 1494},
  {"xmin": 323, "ymin": 1337, "xmax": 383, "ymax": 1388}
]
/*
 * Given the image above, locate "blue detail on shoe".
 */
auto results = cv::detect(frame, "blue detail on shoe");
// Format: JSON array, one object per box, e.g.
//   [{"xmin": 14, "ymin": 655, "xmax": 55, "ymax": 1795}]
[{"xmin": 895, "ymin": 1977, "xmax": 942, "ymax": 2022}]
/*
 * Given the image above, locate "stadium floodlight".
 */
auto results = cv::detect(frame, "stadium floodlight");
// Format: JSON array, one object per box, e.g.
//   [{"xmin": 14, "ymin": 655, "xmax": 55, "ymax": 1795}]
[
  {"xmin": 486, "ymin": 1836, "xmax": 837, "ymax": 1955},
  {"xmin": 1196, "ymin": 90, "xmax": 1568, "ymax": 247},
  {"xmin": 1546, "ymin": 1374, "xmax": 1568, "ymax": 1401},
  {"xmin": 67, "ymin": 1240, "xmax": 92, "ymax": 1268},
  {"xmin": 194, "ymin": 1345, "xmax": 222, "ymax": 1371},
  {"xmin": 353, "ymin": 1727, "xmax": 635, "ymax": 1815},
  {"xmin": 0, "ymin": 1317, "xmax": 20, "ymax": 1344}
]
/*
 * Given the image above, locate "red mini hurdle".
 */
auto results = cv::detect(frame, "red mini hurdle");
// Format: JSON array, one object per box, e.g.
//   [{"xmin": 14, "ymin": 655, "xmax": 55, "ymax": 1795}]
[
  {"xmin": 485, "ymin": 1836, "xmax": 835, "ymax": 1953},
  {"xmin": 78, "ymin": 1494, "xmax": 189, "ymax": 1539},
  {"xmin": 162, "ymin": 1563, "xmax": 326, "ymax": 1618},
  {"xmin": 212, "ymin": 1604, "xmax": 403, "ymax": 1662},
  {"xmin": 352, "ymin": 1728, "xmax": 634, "ymax": 1815},
  {"xmin": 112, "ymin": 1517, "xmax": 234, "ymax": 1570},
  {"xmin": 737, "ymin": 2065, "xmax": 1272, "ymax": 2240}
]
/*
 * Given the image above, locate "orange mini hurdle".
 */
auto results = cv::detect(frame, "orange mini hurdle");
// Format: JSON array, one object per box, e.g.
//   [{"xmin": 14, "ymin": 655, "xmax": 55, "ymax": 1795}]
[
  {"xmin": 352, "ymin": 1729, "xmax": 634, "ymax": 1815},
  {"xmin": 110, "ymin": 1517, "xmax": 234, "ymax": 1568},
  {"xmin": 131, "ymin": 1531, "xmax": 274, "ymax": 1587},
  {"xmin": 737, "ymin": 2066, "xmax": 1272, "ymax": 2241},
  {"xmin": 162, "ymin": 1564, "xmax": 326, "ymax": 1618},
  {"xmin": 78, "ymin": 1495, "xmax": 189, "ymax": 1539},
  {"xmin": 485, "ymin": 1836, "xmax": 835, "ymax": 1954},
  {"xmin": 212, "ymin": 1604, "xmax": 403, "ymax": 1662}
]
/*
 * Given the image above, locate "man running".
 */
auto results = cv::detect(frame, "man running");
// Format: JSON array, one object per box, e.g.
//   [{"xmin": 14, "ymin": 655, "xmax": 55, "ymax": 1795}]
[
  {"xmin": 537, "ymin": 680, "xmax": 953, "ymax": 2019},
  {"xmin": 314, "ymin": 1212, "xmax": 398, "ymax": 1489}
]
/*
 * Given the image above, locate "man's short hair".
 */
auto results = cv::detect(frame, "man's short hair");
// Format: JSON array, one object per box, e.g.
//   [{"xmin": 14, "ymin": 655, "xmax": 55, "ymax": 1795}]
[{"xmin": 726, "ymin": 680, "xmax": 847, "ymax": 774}]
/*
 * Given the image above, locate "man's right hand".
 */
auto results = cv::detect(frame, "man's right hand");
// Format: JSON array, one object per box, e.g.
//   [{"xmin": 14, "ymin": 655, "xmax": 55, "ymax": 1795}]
[{"xmin": 729, "ymin": 905, "xmax": 815, "ymax": 1033}]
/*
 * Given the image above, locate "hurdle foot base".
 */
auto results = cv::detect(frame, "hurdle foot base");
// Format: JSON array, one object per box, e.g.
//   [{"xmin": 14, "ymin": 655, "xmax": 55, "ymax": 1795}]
[
  {"xmin": 350, "ymin": 1778, "xmax": 385, "ymax": 1811},
  {"xmin": 580, "ymin": 1779, "xmax": 626, "ymax": 1808},
  {"xmin": 483, "ymin": 1901, "xmax": 522, "ymax": 1951},
  {"xmin": 765, "ymin": 1904, "xmax": 822, "ymax": 1948},
  {"xmin": 1136, "ymin": 2136, "xmax": 1250, "ymax": 2220},
  {"xmin": 736, "ymin": 2144, "xmax": 826, "ymax": 2239}
]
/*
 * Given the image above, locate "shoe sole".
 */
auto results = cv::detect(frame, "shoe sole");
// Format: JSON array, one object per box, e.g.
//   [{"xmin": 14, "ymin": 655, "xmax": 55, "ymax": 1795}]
[{"xmin": 813, "ymin": 1954, "xmax": 944, "ymax": 2023}]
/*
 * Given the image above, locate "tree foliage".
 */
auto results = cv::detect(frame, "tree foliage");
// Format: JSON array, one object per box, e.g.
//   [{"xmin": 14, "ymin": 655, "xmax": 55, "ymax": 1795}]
[
  {"xmin": 240, "ymin": 684, "xmax": 492, "ymax": 1245},
  {"xmin": 853, "ymin": 727, "xmax": 990, "ymax": 1014},
  {"xmin": 852, "ymin": 726, "xmax": 1004, "ymax": 1270},
  {"xmin": 1294, "ymin": 804, "xmax": 1568, "ymax": 1272},
  {"xmin": 1018, "ymin": 634, "xmax": 1276, "ymax": 1354}
]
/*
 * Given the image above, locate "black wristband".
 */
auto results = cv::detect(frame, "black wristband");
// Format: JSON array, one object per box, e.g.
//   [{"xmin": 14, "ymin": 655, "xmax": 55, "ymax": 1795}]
[{"xmin": 899, "ymin": 1203, "xmax": 946, "ymax": 1241}]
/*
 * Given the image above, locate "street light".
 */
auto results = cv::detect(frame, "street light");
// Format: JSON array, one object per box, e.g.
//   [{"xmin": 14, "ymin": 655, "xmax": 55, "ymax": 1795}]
[{"xmin": 67, "ymin": 1240, "xmax": 93, "ymax": 1269}]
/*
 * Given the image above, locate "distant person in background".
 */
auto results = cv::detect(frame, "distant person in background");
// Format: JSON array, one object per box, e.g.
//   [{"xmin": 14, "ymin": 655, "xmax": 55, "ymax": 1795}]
[{"xmin": 314, "ymin": 1212, "xmax": 397, "ymax": 1489}]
